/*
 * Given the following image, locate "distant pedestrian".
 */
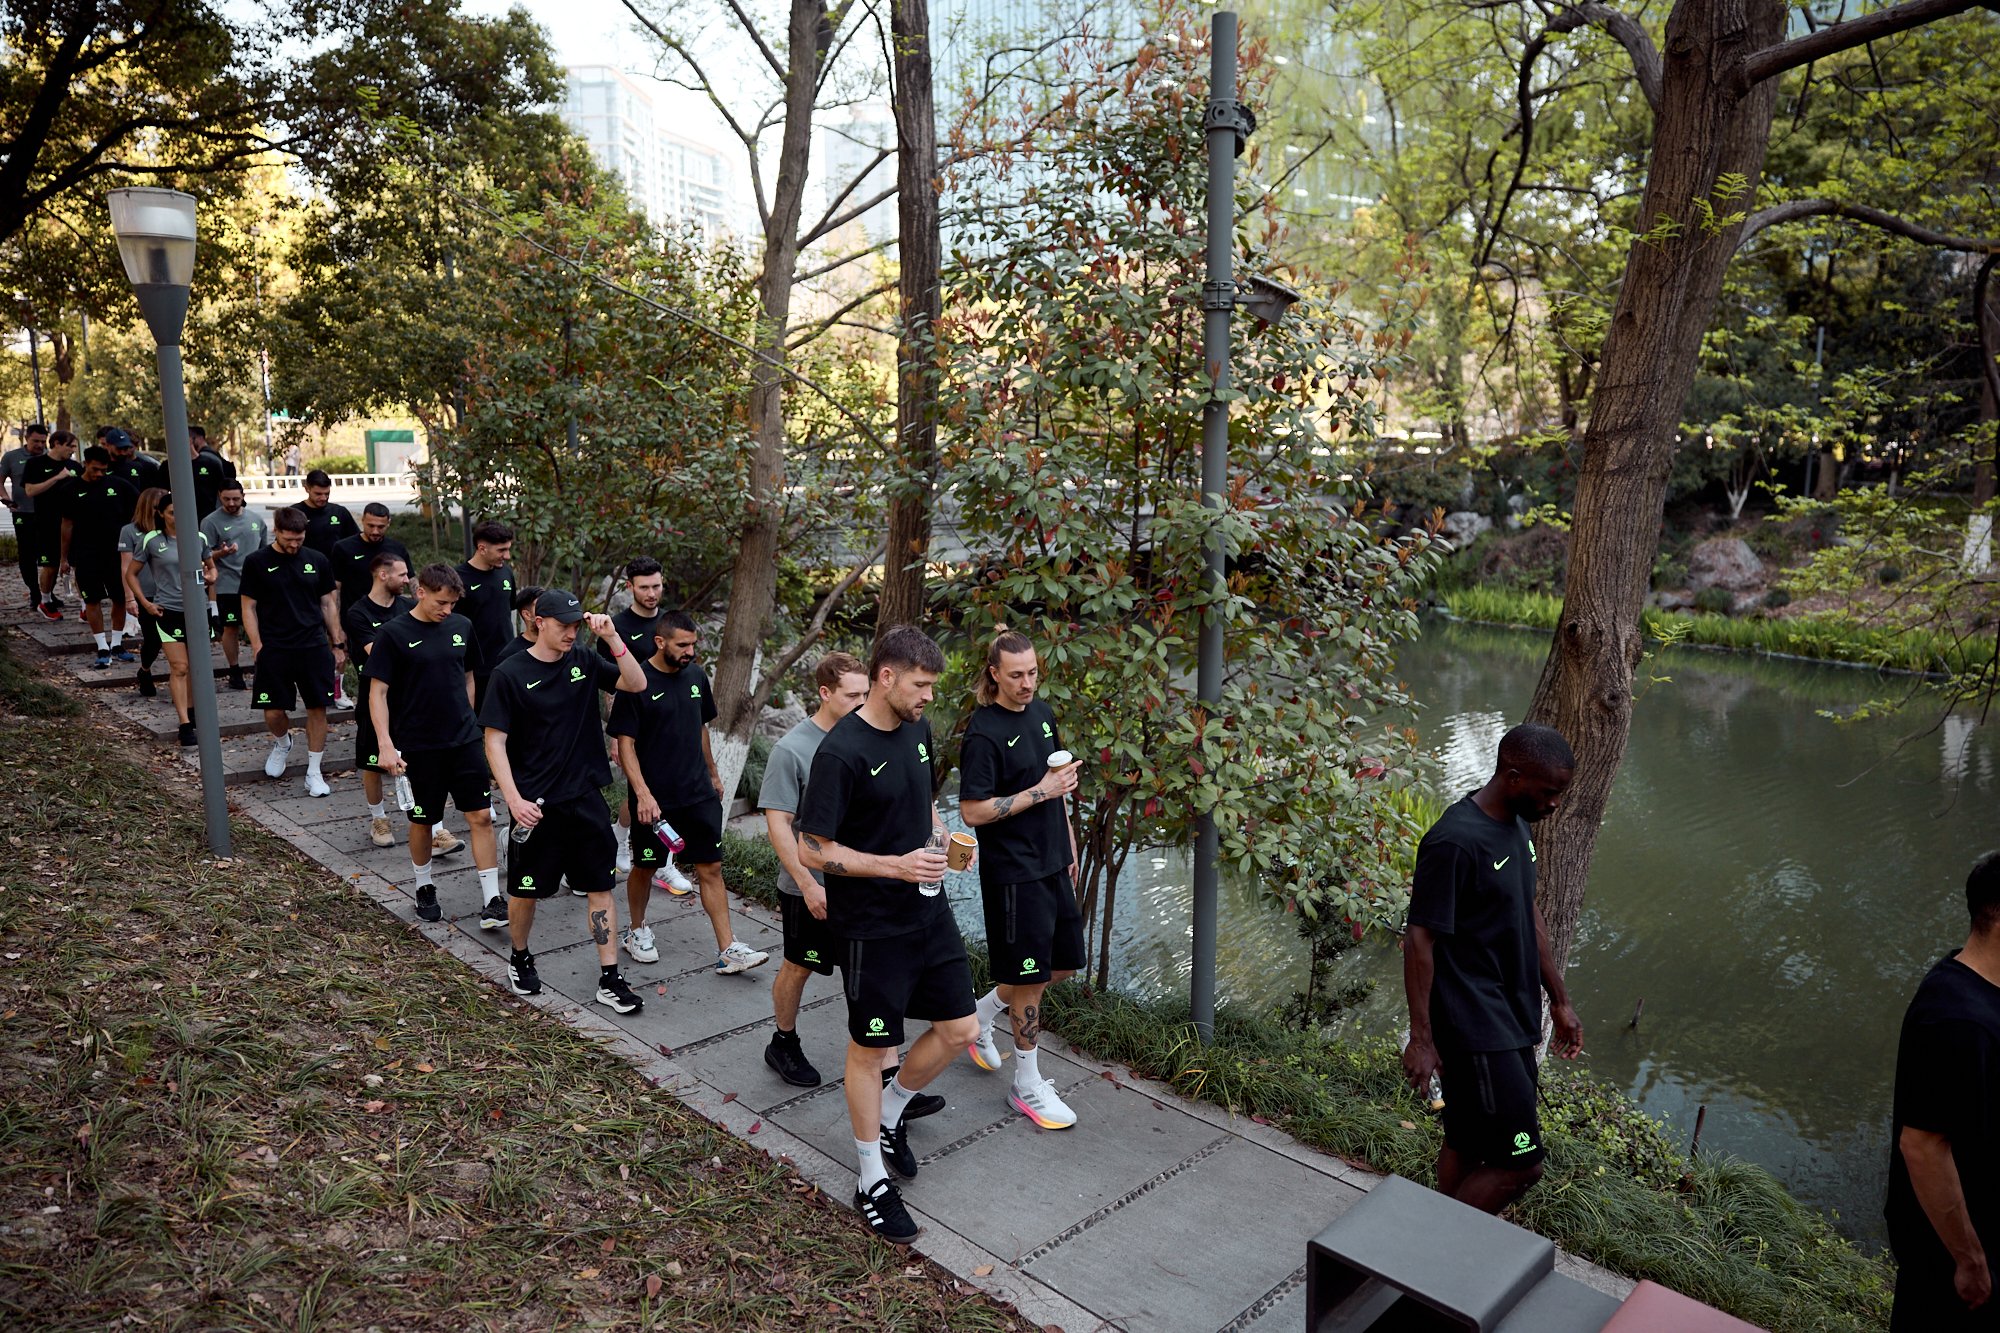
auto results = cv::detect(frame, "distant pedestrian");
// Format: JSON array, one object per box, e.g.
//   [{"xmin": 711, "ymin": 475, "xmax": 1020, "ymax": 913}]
[
  {"xmin": 1886, "ymin": 851, "xmax": 2000, "ymax": 1330},
  {"xmin": 283, "ymin": 443, "xmax": 302, "ymax": 476},
  {"xmin": 1401, "ymin": 722, "xmax": 1582, "ymax": 1215},
  {"xmin": 1, "ymin": 423, "xmax": 50, "ymax": 607},
  {"xmin": 56, "ymin": 446, "xmax": 137, "ymax": 667}
]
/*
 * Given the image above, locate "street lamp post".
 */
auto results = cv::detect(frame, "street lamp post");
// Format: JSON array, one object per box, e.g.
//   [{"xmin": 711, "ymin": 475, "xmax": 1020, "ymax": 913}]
[{"xmin": 107, "ymin": 188, "xmax": 232, "ymax": 856}]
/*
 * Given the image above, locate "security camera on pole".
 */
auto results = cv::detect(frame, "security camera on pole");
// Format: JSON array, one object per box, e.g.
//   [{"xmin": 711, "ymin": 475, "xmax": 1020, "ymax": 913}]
[{"xmin": 107, "ymin": 188, "xmax": 232, "ymax": 856}]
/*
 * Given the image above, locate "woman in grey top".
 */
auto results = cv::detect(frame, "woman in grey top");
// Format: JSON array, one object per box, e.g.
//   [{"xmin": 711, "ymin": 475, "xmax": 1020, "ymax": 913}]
[
  {"xmin": 121, "ymin": 493, "xmax": 215, "ymax": 746},
  {"xmin": 117, "ymin": 488, "xmax": 168, "ymax": 698}
]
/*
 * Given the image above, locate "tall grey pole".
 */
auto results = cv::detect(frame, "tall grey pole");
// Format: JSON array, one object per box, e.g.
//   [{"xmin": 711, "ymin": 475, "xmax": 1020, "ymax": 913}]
[
  {"xmin": 1193, "ymin": 10, "xmax": 1249, "ymax": 1043},
  {"xmin": 138, "ymin": 288, "xmax": 232, "ymax": 856}
]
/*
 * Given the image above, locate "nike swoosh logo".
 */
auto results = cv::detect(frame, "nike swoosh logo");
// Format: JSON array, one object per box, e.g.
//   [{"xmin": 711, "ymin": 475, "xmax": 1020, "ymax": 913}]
[
  {"xmin": 468, "ymin": 583, "xmax": 481, "ymax": 591},
  {"xmin": 525, "ymin": 679, "xmax": 545, "ymax": 689},
  {"xmin": 650, "ymin": 692, "xmax": 666, "ymax": 701},
  {"xmin": 406, "ymin": 640, "xmax": 422, "ymax": 648},
  {"xmin": 628, "ymin": 633, "xmax": 645, "ymax": 641},
  {"xmin": 1006, "ymin": 736, "xmax": 1020, "ymax": 747},
  {"xmin": 266, "ymin": 566, "xmax": 280, "ymax": 573},
  {"xmin": 869, "ymin": 761, "xmax": 888, "ymax": 776},
  {"xmin": 1493, "ymin": 857, "xmax": 1510, "ymax": 870}
]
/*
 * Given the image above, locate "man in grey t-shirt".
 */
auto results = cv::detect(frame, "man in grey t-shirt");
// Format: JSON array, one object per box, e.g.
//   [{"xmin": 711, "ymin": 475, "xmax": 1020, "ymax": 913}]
[{"xmin": 198, "ymin": 483, "xmax": 266, "ymax": 690}]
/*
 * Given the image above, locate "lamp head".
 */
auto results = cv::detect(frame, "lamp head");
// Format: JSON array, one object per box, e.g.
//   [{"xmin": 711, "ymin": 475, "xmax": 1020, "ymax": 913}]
[
  {"xmin": 1237, "ymin": 272, "xmax": 1302, "ymax": 326},
  {"xmin": 107, "ymin": 188, "xmax": 197, "ymax": 287}
]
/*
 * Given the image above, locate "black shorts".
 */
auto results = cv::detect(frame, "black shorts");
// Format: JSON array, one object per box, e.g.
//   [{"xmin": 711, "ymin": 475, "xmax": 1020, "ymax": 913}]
[
  {"xmin": 980, "ymin": 870, "xmax": 1086, "ymax": 985},
  {"xmin": 153, "ymin": 609, "xmax": 189, "ymax": 645},
  {"xmin": 402, "ymin": 740, "xmax": 490, "ymax": 826},
  {"xmin": 354, "ymin": 697, "xmax": 382, "ymax": 773},
  {"xmin": 628, "ymin": 795, "xmax": 723, "ymax": 866},
  {"xmin": 214, "ymin": 593, "xmax": 243, "ymax": 628},
  {"xmin": 781, "ymin": 891, "xmax": 840, "ymax": 975},
  {"xmin": 1438, "ymin": 1045, "xmax": 1546, "ymax": 1170},
  {"xmin": 72, "ymin": 562, "xmax": 119, "ymax": 605},
  {"xmin": 32, "ymin": 514, "xmax": 61, "ymax": 567},
  {"xmin": 838, "ymin": 913, "xmax": 975, "ymax": 1048},
  {"xmin": 252, "ymin": 643, "xmax": 336, "ymax": 712},
  {"xmin": 509, "ymin": 794, "xmax": 616, "ymax": 899}
]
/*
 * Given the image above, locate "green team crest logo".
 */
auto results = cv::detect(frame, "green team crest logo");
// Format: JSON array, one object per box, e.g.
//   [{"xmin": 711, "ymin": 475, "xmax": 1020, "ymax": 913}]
[
  {"xmin": 1042, "ymin": 721, "xmax": 1053, "ymax": 738},
  {"xmin": 367, "ymin": 753, "xmax": 378, "ymax": 766},
  {"xmin": 1511, "ymin": 1132, "xmax": 1537, "ymax": 1155},
  {"xmin": 452, "ymin": 633, "xmax": 464, "ymax": 646},
  {"xmin": 1021, "ymin": 957, "xmax": 1039, "ymax": 973},
  {"xmin": 519, "ymin": 874, "xmax": 535, "ymax": 889},
  {"xmin": 256, "ymin": 692, "xmax": 271, "ymax": 705},
  {"xmin": 570, "ymin": 665, "xmax": 585, "ymax": 681},
  {"xmin": 409, "ymin": 805, "xmax": 425, "ymax": 818},
  {"xmin": 689, "ymin": 684, "xmax": 701, "ymax": 698},
  {"xmin": 917, "ymin": 742, "xmax": 930, "ymax": 762},
  {"xmin": 303, "ymin": 562, "xmax": 316, "ymax": 574},
  {"xmin": 867, "ymin": 1017, "xmax": 887, "ymax": 1034},
  {"xmin": 804, "ymin": 949, "xmax": 820, "ymax": 962},
  {"xmin": 502, "ymin": 579, "xmax": 513, "ymax": 591},
  {"xmin": 1530, "ymin": 840, "xmax": 1538, "ymax": 862}
]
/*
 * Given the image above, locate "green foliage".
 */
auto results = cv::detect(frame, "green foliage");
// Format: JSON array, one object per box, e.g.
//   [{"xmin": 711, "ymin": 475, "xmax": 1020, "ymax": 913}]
[
  {"xmin": 737, "ymin": 733, "xmax": 774, "ymax": 805},
  {"xmin": 937, "ymin": 12, "xmax": 1441, "ymax": 978},
  {"xmin": 1692, "ymin": 586, "xmax": 1736, "ymax": 616},
  {"xmin": 720, "ymin": 829, "xmax": 783, "ymax": 912},
  {"xmin": 315, "ymin": 454, "xmax": 370, "ymax": 475},
  {"xmin": 1043, "ymin": 981, "xmax": 1892, "ymax": 1331}
]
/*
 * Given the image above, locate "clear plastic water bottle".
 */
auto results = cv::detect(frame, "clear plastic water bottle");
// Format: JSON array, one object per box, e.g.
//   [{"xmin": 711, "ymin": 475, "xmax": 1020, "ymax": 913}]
[
  {"xmin": 651, "ymin": 817, "xmax": 686, "ymax": 853},
  {"xmin": 393, "ymin": 774, "xmax": 415, "ymax": 812},
  {"xmin": 510, "ymin": 797, "xmax": 543, "ymax": 845},
  {"xmin": 918, "ymin": 827, "xmax": 946, "ymax": 898}
]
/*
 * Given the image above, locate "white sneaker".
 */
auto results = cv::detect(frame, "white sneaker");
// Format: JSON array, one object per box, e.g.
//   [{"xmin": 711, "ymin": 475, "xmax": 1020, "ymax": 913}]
[
  {"xmin": 968, "ymin": 1023, "xmax": 1005, "ymax": 1071},
  {"xmin": 264, "ymin": 734, "xmax": 293, "ymax": 778},
  {"xmin": 616, "ymin": 840, "xmax": 634, "ymax": 873},
  {"xmin": 334, "ymin": 683, "xmax": 354, "ymax": 710},
  {"xmin": 368, "ymin": 816, "xmax": 394, "ymax": 847},
  {"xmin": 489, "ymin": 799, "xmax": 509, "ymax": 827},
  {"xmin": 713, "ymin": 941, "xmax": 768, "ymax": 975},
  {"xmin": 305, "ymin": 770, "xmax": 331, "ymax": 798},
  {"xmin": 622, "ymin": 924, "xmax": 659, "ymax": 963},
  {"xmin": 1008, "ymin": 1076, "xmax": 1078, "ymax": 1129},
  {"xmin": 653, "ymin": 864, "xmax": 695, "ymax": 896}
]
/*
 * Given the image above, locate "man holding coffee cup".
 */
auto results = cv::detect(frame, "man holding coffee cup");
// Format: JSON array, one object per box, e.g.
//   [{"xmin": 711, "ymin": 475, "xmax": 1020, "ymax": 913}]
[
  {"xmin": 958, "ymin": 627, "xmax": 1084, "ymax": 1130},
  {"xmin": 796, "ymin": 626, "xmax": 978, "ymax": 1245}
]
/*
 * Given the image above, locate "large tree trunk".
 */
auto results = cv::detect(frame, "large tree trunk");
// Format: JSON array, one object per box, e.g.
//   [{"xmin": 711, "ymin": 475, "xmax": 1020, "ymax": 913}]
[
  {"xmin": 709, "ymin": 0, "xmax": 829, "ymax": 798},
  {"xmin": 876, "ymin": 0, "xmax": 943, "ymax": 639},
  {"xmin": 1526, "ymin": 0, "xmax": 1786, "ymax": 973}
]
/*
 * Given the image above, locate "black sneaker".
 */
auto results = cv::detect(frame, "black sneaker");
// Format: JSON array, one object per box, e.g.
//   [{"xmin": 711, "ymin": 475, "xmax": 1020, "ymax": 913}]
[
  {"xmin": 765, "ymin": 1033, "xmax": 822, "ymax": 1087},
  {"xmin": 415, "ymin": 885, "xmax": 441, "ymax": 922},
  {"xmin": 224, "ymin": 668, "xmax": 246, "ymax": 691},
  {"xmin": 882, "ymin": 1068, "xmax": 945, "ymax": 1120},
  {"xmin": 854, "ymin": 1177, "xmax": 920, "ymax": 1245},
  {"xmin": 879, "ymin": 1119, "xmax": 918, "ymax": 1180},
  {"xmin": 177, "ymin": 721, "xmax": 196, "ymax": 747},
  {"xmin": 137, "ymin": 670, "xmax": 156, "ymax": 698},
  {"xmin": 479, "ymin": 896, "xmax": 508, "ymax": 931},
  {"xmin": 36, "ymin": 600, "xmax": 59, "ymax": 621},
  {"xmin": 595, "ymin": 973, "xmax": 644, "ymax": 1014},
  {"xmin": 508, "ymin": 952, "xmax": 541, "ymax": 996}
]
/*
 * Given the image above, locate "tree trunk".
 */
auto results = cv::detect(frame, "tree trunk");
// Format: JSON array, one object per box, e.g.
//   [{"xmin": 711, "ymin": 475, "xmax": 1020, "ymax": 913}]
[
  {"xmin": 1974, "ymin": 255, "xmax": 1997, "ymax": 507},
  {"xmin": 710, "ymin": 0, "xmax": 829, "ymax": 748},
  {"xmin": 1526, "ymin": 0, "xmax": 1786, "ymax": 974},
  {"xmin": 877, "ymin": 0, "xmax": 943, "ymax": 639}
]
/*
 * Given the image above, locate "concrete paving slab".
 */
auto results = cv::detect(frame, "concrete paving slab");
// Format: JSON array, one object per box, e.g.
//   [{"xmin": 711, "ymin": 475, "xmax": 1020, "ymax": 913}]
[
  {"xmin": 668, "ymin": 986, "xmax": 852, "ymax": 1112},
  {"xmin": 1023, "ymin": 1135, "xmax": 1365, "ymax": 1333}
]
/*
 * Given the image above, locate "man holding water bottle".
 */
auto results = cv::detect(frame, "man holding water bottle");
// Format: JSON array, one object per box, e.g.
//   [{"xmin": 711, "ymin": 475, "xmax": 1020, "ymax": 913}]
[
  {"xmin": 481, "ymin": 590, "xmax": 647, "ymax": 1011},
  {"xmin": 364, "ymin": 563, "xmax": 501, "ymax": 927},
  {"xmin": 796, "ymin": 626, "xmax": 977, "ymax": 1246},
  {"xmin": 608, "ymin": 610, "xmax": 767, "ymax": 975}
]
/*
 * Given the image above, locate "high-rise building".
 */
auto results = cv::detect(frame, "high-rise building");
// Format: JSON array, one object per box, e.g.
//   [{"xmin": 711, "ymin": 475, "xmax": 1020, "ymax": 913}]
[{"xmin": 560, "ymin": 65, "xmax": 745, "ymax": 242}]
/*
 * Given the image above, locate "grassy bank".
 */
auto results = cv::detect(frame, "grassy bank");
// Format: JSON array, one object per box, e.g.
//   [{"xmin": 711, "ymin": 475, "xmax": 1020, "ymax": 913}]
[
  {"xmin": 1442, "ymin": 585, "xmax": 1993, "ymax": 676},
  {"xmin": 0, "ymin": 643, "xmax": 1031, "ymax": 1331}
]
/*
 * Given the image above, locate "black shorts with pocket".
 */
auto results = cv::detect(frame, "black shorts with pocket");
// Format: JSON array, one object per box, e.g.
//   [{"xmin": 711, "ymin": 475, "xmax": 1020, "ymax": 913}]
[
  {"xmin": 354, "ymin": 694, "xmax": 382, "ymax": 773},
  {"xmin": 252, "ymin": 643, "xmax": 336, "ymax": 712},
  {"xmin": 215, "ymin": 592, "xmax": 244, "ymax": 628},
  {"xmin": 781, "ymin": 890, "xmax": 840, "ymax": 975},
  {"xmin": 838, "ymin": 913, "xmax": 975, "ymax": 1048},
  {"xmin": 1438, "ymin": 1044, "xmax": 1546, "ymax": 1170},
  {"xmin": 627, "ymin": 794, "xmax": 723, "ymax": 866},
  {"xmin": 153, "ymin": 609, "xmax": 189, "ymax": 645},
  {"xmin": 981, "ymin": 869, "xmax": 1086, "ymax": 986},
  {"xmin": 402, "ymin": 740, "xmax": 490, "ymax": 827},
  {"xmin": 509, "ymin": 793, "xmax": 616, "ymax": 899},
  {"xmin": 72, "ymin": 561, "xmax": 119, "ymax": 606}
]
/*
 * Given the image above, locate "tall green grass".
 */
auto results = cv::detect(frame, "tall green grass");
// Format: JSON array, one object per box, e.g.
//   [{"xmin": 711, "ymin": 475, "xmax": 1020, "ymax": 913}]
[{"xmin": 1442, "ymin": 586, "xmax": 1992, "ymax": 676}]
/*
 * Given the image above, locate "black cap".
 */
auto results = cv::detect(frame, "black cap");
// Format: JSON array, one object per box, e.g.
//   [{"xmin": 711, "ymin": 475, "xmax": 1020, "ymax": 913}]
[
  {"xmin": 104, "ymin": 428, "xmax": 132, "ymax": 449},
  {"xmin": 534, "ymin": 589, "xmax": 585, "ymax": 624}
]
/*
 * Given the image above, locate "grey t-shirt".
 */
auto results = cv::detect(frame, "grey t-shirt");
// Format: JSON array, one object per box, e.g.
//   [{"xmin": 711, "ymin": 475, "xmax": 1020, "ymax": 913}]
[
  {"xmin": 134, "ymin": 529, "xmax": 206, "ymax": 612},
  {"xmin": 198, "ymin": 509, "xmax": 267, "ymax": 593},
  {"xmin": 118, "ymin": 523, "xmax": 154, "ymax": 598},
  {"xmin": 2, "ymin": 447, "xmax": 42, "ymax": 514},
  {"xmin": 757, "ymin": 716, "xmax": 835, "ymax": 897}
]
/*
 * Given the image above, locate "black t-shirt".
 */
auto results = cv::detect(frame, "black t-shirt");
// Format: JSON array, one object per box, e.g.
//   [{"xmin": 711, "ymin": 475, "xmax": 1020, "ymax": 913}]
[
  {"xmin": 108, "ymin": 454, "xmax": 161, "ymax": 492},
  {"xmin": 1406, "ymin": 795, "xmax": 1541, "ymax": 1052},
  {"xmin": 330, "ymin": 534, "xmax": 411, "ymax": 611},
  {"xmin": 363, "ymin": 610, "xmax": 485, "ymax": 752},
  {"xmin": 343, "ymin": 593, "xmax": 415, "ymax": 668},
  {"xmin": 1885, "ymin": 953, "xmax": 2000, "ymax": 1269},
  {"xmin": 190, "ymin": 448, "xmax": 235, "ymax": 518},
  {"xmin": 606, "ymin": 661, "xmax": 717, "ymax": 807},
  {"xmin": 478, "ymin": 645, "xmax": 621, "ymax": 804},
  {"xmin": 795, "ymin": 710, "xmax": 943, "ymax": 940},
  {"xmin": 298, "ymin": 499, "xmax": 355, "ymax": 556},
  {"xmin": 238, "ymin": 544, "xmax": 336, "ymax": 649},
  {"xmin": 597, "ymin": 604, "xmax": 663, "ymax": 663},
  {"xmin": 61, "ymin": 475, "xmax": 138, "ymax": 562},
  {"xmin": 959, "ymin": 698, "xmax": 1073, "ymax": 884},
  {"xmin": 23, "ymin": 454, "xmax": 80, "ymax": 510},
  {"xmin": 494, "ymin": 633, "xmax": 534, "ymax": 663},
  {"xmin": 454, "ymin": 560, "xmax": 517, "ymax": 671}
]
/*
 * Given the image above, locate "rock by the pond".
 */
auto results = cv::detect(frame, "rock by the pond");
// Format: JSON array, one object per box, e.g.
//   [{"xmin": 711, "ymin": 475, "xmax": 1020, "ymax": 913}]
[
  {"xmin": 1657, "ymin": 589, "xmax": 1696, "ymax": 611},
  {"xmin": 1687, "ymin": 537, "xmax": 1764, "ymax": 593},
  {"xmin": 756, "ymin": 699, "xmax": 808, "ymax": 740},
  {"xmin": 1440, "ymin": 511, "xmax": 1493, "ymax": 547}
]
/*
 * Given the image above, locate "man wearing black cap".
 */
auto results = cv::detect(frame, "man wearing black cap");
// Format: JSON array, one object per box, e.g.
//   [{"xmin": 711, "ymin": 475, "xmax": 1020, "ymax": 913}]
[
  {"xmin": 366, "ymin": 562, "xmax": 501, "ymax": 927},
  {"xmin": 481, "ymin": 589, "xmax": 646, "ymax": 1014},
  {"xmin": 102, "ymin": 428, "xmax": 161, "ymax": 493}
]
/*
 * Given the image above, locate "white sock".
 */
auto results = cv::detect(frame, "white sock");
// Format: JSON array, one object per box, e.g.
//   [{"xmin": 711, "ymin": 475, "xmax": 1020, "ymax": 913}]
[
  {"xmin": 881, "ymin": 1075, "xmax": 917, "ymax": 1129},
  {"xmin": 271, "ymin": 733, "xmax": 291, "ymax": 752},
  {"xmin": 855, "ymin": 1137, "xmax": 887, "ymax": 1191},
  {"xmin": 974, "ymin": 988, "xmax": 1008, "ymax": 1030},
  {"xmin": 478, "ymin": 867, "xmax": 500, "ymax": 902},
  {"xmin": 1014, "ymin": 1044, "xmax": 1042, "ymax": 1092},
  {"xmin": 307, "ymin": 750, "xmax": 323, "ymax": 775},
  {"xmin": 94, "ymin": 633, "xmax": 109, "ymax": 650},
  {"xmin": 412, "ymin": 858, "xmax": 433, "ymax": 887},
  {"xmin": 367, "ymin": 801, "xmax": 386, "ymax": 819},
  {"xmin": 109, "ymin": 628, "xmax": 123, "ymax": 648}
]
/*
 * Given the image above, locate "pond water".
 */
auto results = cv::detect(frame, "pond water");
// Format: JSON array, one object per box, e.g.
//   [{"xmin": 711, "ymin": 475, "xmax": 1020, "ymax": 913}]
[{"xmin": 940, "ymin": 619, "xmax": 1999, "ymax": 1248}]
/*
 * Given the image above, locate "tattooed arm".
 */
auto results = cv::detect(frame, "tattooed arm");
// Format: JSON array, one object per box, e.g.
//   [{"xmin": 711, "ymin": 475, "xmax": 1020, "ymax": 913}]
[
  {"xmin": 797, "ymin": 830, "xmax": 945, "ymax": 884},
  {"xmin": 960, "ymin": 761, "xmax": 1079, "ymax": 828}
]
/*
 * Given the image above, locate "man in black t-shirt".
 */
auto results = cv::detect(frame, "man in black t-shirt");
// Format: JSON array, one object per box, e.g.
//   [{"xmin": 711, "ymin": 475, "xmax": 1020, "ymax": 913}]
[
  {"xmin": 608, "ymin": 609, "xmax": 766, "ymax": 974},
  {"xmin": 599, "ymin": 556, "xmax": 666, "ymax": 874},
  {"xmin": 1402, "ymin": 723, "xmax": 1582, "ymax": 1216},
  {"xmin": 1886, "ymin": 852, "xmax": 2000, "ymax": 1330},
  {"xmin": 103, "ymin": 428, "xmax": 160, "ymax": 493},
  {"xmin": 481, "ymin": 589, "xmax": 646, "ymax": 1013},
  {"xmin": 344, "ymin": 549, "xmax": 423, "ymax": 851},
  {"xmin": 796, "ymin": 625, "xmax": 972, "ymax": 1246},
  {"xmin": 295, "ymin": 469, "xmax": 356, "ymax": 561},
  {"xmin": 330, "ymin": 502, "xmax": 410, "ymax": 613},
  {"xmin": 493, "ymin": 584, "xmax": 541, "ymax": 664},
  {"xmin": 57, "ymin": 446, "xmax": 137, "ymax": 667},
  {"xmin": 959, "ymin": 629, "xmax": 1083, "ymax": 1130},
  {"xmin": 240, "ymin": 507, "xmax": 341, "ymax": 797},
  {"xmin": 22, "ymin": 431, "xmax": 82, "ymax": 618},
  {"xmin": 454, "ymin": 520, "xmax": 517, "ymax": 713},
  {"xmin": 189, "ymin": 428, "xmax": 235, "ymax": 518},
  {"xmin": 365, "ymin": 563, "xmax": 498, "ymax": 927},
  {"xmin": 3, "ymin": 423, "xmax": 49, "ymax": 606}
]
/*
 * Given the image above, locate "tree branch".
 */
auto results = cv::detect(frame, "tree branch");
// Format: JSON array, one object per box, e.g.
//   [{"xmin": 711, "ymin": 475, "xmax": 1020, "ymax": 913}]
[
  {"xmin": 785, "ymin": 278, "xmax": 899, "ymax": 349},
  {"xmin": 1575, "ymin": 3, "xmax": 1662, "ymax": 112},
  {"xmin": 719, "ymin": 0, "xmax": 788, "ymax": 78},
  {"xmin": 1736, "ymin": 198, "xmax": 2000, "ymax": 254},
  {"xmin": 1737, "ymin": 0, "xmax": 1997, "ymax": 91},
  {"xmin": 748, "ymin": 535, "xmax": 887, "ymax": 714}
]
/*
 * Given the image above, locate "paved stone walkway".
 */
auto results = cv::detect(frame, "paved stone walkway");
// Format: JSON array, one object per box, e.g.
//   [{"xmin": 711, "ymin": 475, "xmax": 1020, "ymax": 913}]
[{"xmin": 13, "ymin": 600, "xmax": 1634, "ymax": 1332}]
